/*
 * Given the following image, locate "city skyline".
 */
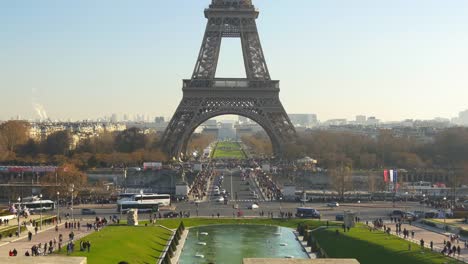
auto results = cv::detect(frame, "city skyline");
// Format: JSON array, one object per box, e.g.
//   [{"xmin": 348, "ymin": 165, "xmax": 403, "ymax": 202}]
[{"xmin": 1, "ymin": 0, "xmax": 468, "ymax": 122}]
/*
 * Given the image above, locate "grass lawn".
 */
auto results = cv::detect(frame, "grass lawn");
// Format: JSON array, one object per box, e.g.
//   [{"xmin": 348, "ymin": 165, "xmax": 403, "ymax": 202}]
[
  {"xmin": 58, "ymin": 225, "xmax": 172, "ymax": 264},
  {"xmin": 312, "ymin": 226, "xmax": 462, "ymax": 264},
  {"xmin": 212, "ymin": 141, "xmax": 247, "ymax": 159}
]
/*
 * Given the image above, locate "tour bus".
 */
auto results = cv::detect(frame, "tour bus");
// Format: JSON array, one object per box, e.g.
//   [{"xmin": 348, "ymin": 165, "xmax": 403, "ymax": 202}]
[
  {"xmin": 15, "ymin": 200, "xmax": 56, "ymax": 212},
  {"xmin": 117, "ymin": 193, "xmax": 171, "ymax": 206},
  {"xmin": 296, "ymin": 207, "xmax": 320, "ymax": 219},
  {"xmin": 117, "ymin": 201, "xmax": 159, "ymax": 213}
]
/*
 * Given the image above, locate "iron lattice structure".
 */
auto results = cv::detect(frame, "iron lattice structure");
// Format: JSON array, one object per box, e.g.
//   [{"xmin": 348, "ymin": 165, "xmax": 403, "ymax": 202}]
[{"xmin": 162, "ymin": 0, "xmax": 296, "ymax": 159}]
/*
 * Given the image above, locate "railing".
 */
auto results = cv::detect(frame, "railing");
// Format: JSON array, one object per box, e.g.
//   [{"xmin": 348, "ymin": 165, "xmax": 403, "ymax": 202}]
[{"xmin": 183, "ymin": 79, "xmax": 279, "ymax": 89}]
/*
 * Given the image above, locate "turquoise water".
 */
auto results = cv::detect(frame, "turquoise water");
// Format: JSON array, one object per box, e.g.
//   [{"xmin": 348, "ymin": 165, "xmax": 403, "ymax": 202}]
[{"xmin": 179, "ymin": 225, "xmax": 309, "ymax": 264}]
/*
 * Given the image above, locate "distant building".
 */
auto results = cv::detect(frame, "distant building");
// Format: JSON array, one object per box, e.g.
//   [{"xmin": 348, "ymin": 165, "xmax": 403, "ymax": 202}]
[
  {"xmin": 154, "ymin": 116, "xmax": 165, "ymax": 124},
  {"xmin": 238, "ymin": 116, "xmax": 250, "ymax": 124},
  {"xmin": 355, "ymin": 115, "xmax": 366, "ymax": 124},
  {"xmin": 458, "ymin": 109, "xmax": 468, "ymax": 126},
  {"xmin": 218, "ymin": 122, "xmax": 236, "ymax": 140},
  {"xmin": 367, "ymin": 116, "xmax": 380, "ymax": 125},
  {"xmin": 288, "ymin": 114, "xmax": 318, "ymax": 127}
]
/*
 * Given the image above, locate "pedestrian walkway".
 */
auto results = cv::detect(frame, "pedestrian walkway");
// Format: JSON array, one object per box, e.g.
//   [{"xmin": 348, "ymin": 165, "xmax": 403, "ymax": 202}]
[
  {"xmin": 385, "ymin": 222, "xmax": 468, "ymax": 263},
  {"xmin": 0, "ymin": 220, "xmax": 94, "ymax": 257}
]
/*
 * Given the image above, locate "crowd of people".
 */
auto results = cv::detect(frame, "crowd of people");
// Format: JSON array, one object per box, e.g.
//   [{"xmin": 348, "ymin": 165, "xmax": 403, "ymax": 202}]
[
  {"xmin": 6, "ymin": 215, "xmax": 107, "ymax": 257},
  {"xmin": 189, "ymin": 166, "xmax": 214, "ymax": 200},
  {"xmin": 254, "ymin": 169, "xmax": 282, "ymax": 201}
]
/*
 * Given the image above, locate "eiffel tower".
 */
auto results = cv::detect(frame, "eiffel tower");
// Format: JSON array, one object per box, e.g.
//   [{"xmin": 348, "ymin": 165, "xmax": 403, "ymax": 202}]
[{"xmin": 162, "ymin": 0, "xmax": 296, "ymax": 159}]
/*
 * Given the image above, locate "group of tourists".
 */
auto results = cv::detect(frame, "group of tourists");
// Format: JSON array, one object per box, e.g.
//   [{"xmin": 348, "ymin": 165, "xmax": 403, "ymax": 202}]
[
  {"xmin": 441, "ymin": 240, "xmax": 462, "ymax": 257},
  {"xmin": 254, "ymin": 169, "xmax": 281, "ymax": 201},
  {"xmin": 64, "ymin": 221, "xmax": 80, "ymax": 230},
  {"xmin": 189, "ymin": 167, "xmax": 213, "ymax": 200},
  {"xmin": 0, "ymin": 218, "xmax": 11, "ymax": 226}
]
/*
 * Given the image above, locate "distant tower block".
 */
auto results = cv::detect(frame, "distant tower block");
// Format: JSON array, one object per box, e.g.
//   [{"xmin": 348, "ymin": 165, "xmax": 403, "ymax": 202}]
[{"xmin": 161, "ymin": 0, "xmax": 296, "ymax": 159}]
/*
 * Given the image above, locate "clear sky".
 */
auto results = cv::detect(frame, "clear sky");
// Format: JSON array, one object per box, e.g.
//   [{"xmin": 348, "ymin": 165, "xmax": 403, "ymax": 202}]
[{"xmin": 1, "ymin": 0, "xmax": 468, "ymax": 122}]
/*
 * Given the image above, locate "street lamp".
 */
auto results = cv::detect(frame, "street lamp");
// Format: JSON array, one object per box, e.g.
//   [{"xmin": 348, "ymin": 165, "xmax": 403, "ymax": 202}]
[
  {"xmin": 17, "ymin": 197, "xmax": 21, "ymax": 236},
  {"xmin": 39, "ymin": 194, "xmax": 43, "ymax": 230},
  {"xmin": 70, "ymin": 184, "xmax": 75, "ymax": 223},
  {"xmin": 230, "ymin": 170, "xmax": 233, "ymax": 203},
  {"xmin": 443, "ymin": 197, "xmax": 447, "ymax": 223},
  {"xmin": 57, "ymin": 191, "xmax": 60, "ymax": 221}
]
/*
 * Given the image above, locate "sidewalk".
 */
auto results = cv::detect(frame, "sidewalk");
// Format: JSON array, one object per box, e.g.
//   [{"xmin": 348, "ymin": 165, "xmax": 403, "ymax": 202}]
[
  {"xmin": 0, "ymin": 220, "xmax": 94, "ymax": 257},
  {"xmin": 384, "ymin": 222, "xmax": 468, "ymax": 263}
]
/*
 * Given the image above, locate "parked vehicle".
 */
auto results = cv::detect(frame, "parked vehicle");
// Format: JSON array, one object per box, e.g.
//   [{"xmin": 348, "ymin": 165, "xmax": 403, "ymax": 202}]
[
  {"xmin": 81, "ymin": 208, "xmax": 96, "ymax": 215},
  {"xmin": 296, "ymin": 207, "xmax": 320, "ymax": 219},
  {"xmin": 335, "ymin": 214, "xmax": 344, "ymax": 221}
]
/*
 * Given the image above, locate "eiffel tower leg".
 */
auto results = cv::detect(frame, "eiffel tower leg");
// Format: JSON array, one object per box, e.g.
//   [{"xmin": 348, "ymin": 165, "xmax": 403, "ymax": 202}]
[
  {"xmin": 192, "ymin": 18, "xmax": 223, "ymax": 79},
  {"xmin": 241, "ymin": 18, "xmax": 270, "ymax": 80}
]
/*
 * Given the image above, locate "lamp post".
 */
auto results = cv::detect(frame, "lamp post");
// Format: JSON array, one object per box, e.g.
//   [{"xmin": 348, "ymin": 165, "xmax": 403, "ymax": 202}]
[
  {"xmin": 230, "ymin": 169, "xmax": 233, "ymax": 203},
  {"xmin": 421, "ymin": 194, "xmax": 426, "ymax": 216},
  {"xmin": 57, "ymin": 191, "xmax": 60, "ymax": 221},
  {"xmin": 279, "ymin": 197, "xmax": 283, "ymax": 214},
  {"xmin": 70, "ymin": 184, "xmax": 75, "ymax": 223},
  {"xmin": 39, "ymin": 194, "xmax": 43, "ymax": 230},
  {"xmin": 443, "ymin": 196, "xmax": 447, "ymax": 223},
  {"xmin": 17, "ymin": 197, "xmax": 21, "ymax": 236}
]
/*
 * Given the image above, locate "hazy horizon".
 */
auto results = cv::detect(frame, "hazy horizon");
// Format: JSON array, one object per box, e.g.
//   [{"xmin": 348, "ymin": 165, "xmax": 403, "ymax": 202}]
[{"xmin": 1, "ymin": 0, "xmax": 467, "ymax": 122}]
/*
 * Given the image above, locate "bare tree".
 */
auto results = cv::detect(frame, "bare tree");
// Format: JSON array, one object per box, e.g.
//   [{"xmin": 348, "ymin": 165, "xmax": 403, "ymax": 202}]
[
  {"xmin": 0, "ymin": 120, "xmax": 29, "ymax": 153},
  {"xmin": 329, "ymin": 159, "xmax": 353, "ymax": 200}
]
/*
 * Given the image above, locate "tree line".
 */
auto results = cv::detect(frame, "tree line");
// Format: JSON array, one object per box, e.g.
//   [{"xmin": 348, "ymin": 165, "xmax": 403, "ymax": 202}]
[
  {"xmin": 245, "ymin": 128, "xmax": 468, "ymax": 172},
  {"xmin": 0, "ymin": 121, "xmax": 211, "ymax": 170}
]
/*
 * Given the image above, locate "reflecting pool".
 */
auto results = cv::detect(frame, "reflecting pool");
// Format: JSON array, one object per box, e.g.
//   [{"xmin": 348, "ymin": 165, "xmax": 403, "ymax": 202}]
[{"xmin": 179, "ymin": 225, "xmax": 309, "ymax": 264}]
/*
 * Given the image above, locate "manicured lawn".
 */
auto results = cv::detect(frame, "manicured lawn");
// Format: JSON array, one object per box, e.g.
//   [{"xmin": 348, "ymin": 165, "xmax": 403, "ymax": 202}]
[
  {"xmin": 312, "ymin": 226, "xmax": 462, "ymax": 264},
  {"xmin": 58, "ymin": 225, "xmax": 172, "ymax": 264},
  {"xmin": 212, "ymin": 141, "xmax": 247, "ymax": 159}
]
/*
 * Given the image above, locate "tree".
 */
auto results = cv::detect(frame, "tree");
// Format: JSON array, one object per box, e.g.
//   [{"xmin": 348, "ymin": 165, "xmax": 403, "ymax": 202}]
[
  {"xmin": 0, "ymin": 120, "xmax": 29, "ymax": 153},
  {"xmin": 328, "ymin": 155, "xmax": 353, "ymax": 200},
  {"xmin": 17, "ymin": 139, "xmax": 40, "ymax": 157},
  {"xmin": 187, "ymin": 133, "xmax": 215, "ymax": 157},
  {"xmin": 114, "ymin": 127, "xmax": 146, "ymax": 153},
  {"xmin": 42, "ymin": 131, "xmax": 72, "ymax": 156},
  {"xmin": 41, "ymin": 163, "xmax": 88, "ymax": 198}
]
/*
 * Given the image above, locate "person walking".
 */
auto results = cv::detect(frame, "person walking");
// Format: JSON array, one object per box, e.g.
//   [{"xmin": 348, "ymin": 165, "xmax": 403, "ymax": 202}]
[{"xmin": 430, "ymin": 241, "xmax": 433, "ymax": 251}]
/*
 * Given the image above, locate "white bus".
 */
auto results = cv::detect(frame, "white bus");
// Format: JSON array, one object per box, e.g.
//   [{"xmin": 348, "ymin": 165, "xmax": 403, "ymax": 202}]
[
  {"xmin": 117, "ymin": 193, "xmax": 170, "ymax": 207},
  {"xmin": 117, "ymin": 201, "xmax": 160, "ymax": 213},
  {"xmin": 15, "ymin": 200, "xmax": 56, "ymax": 212}
]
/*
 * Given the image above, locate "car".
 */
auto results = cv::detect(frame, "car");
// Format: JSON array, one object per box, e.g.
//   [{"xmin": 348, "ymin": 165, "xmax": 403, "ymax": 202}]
[
  {"xmin": 403, "ymin": 212, "xmax": 417, "ymax": 221},
  {"xmin": 335, "ymin": 214, "xmax": 344, "ymax": 221},
  {"xmin": 216, "ymin": 196, "xmax": 224, "ymax": 203},
  {"xmin": 327, "ymin": 202, "xmax": 340, "ymax": 207},
  {"xmin": 248, "ymin": 203, "xmax": 259, "ymax": 209},
  {"xmin": 389, "ymin": 210, "xmax": 405, "ymax": 217},
  {"xmin": 81, "ymin": 208, "xmax": 96, "ymax": 215},
  {"xmin": 163, "ymin": 211, "xmax": 179, "ymax": 218}
]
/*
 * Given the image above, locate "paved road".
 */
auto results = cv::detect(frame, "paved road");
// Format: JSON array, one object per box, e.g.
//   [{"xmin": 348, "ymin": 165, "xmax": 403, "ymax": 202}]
[
  {"xmin": 209, "ymin": 168, "xmax": 262, "ymax": 203},
  {"xmin": 58, "ymin": 201, "xmax": 430, "ymax": 221}
]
